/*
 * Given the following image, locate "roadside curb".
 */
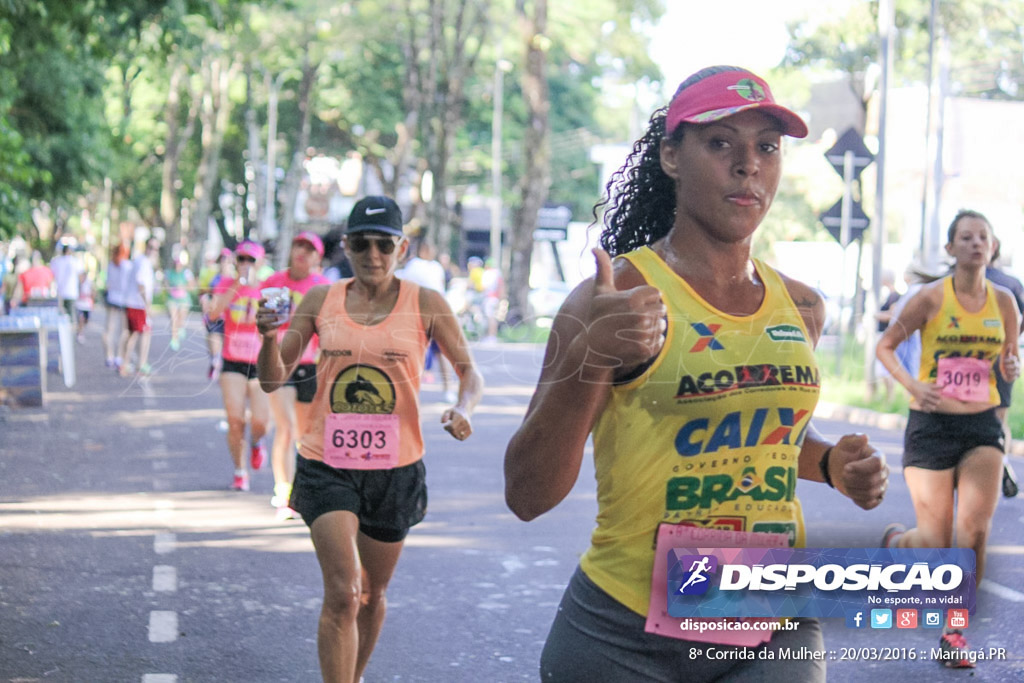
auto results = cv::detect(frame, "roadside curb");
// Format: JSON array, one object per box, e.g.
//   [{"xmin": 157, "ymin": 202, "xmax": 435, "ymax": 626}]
[{"xmin": 815, "ymin": 401, "xmax": 1024, "ymax": 456}]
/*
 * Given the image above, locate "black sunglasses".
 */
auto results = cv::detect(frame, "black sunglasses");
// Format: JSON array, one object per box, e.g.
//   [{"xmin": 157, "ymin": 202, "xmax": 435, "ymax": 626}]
[
  {"xmin": 347, "ymin": 234, "xmax": 401, "ymax": 255},
  {"xmin": 236, "ymin": 255, "xmax": 256, "ymax": 263}
]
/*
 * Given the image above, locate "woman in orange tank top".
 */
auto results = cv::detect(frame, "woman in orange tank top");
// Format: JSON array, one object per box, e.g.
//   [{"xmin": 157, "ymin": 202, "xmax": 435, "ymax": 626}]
[{"xmin": 256, "ymin": 196, "xmax": 483, "ymax": 683}]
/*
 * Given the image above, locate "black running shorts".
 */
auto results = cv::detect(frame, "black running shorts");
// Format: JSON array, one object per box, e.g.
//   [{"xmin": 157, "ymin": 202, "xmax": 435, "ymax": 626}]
[
  {"xmin": 903, "ymin": 408, "xmax": 1005, "ymax": 470},
  {"xmin": 221, "ymin": 359, "xmax": 259, "ymax": 380},
  {"xmin": 289, "ymin": 455, "xmax": 427, "ymax": 543}
]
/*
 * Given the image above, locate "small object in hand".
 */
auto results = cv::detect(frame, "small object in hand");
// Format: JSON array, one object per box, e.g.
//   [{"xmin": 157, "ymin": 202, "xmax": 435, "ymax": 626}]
[{"xmin": 261, "ymin": 287, "xmax": 292, "ymax": 324}]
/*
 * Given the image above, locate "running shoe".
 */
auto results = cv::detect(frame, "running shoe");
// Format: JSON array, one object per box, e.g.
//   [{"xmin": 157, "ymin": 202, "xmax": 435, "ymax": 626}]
[
  {"xmin": 139, "ymin": 363, "xmax": 152, "ymax": 377},
  {"xmin": 938, "ymin": 630, "xmax": 975, "ymax": 668},
  {"xmin": 881, "ymin": 523, "xmax": 905, "ymax": 549},
  {"xmin": 231, "ymin": 473, "xmax": 250, "ymax": 492},
  {"xmin": 1003, "ymin": 461, "xmax": 1019, "ymax": 498},
  {"xmin": 250, "ymin": 439, "xmax": 266, "ymax": 470},
  {"xmin": 170, "ymin": 338, "xmax": 180, "ymax": 351},
  {"xmin": 105, "ymin": 358, "xmax": 115, "ymax": 368}
]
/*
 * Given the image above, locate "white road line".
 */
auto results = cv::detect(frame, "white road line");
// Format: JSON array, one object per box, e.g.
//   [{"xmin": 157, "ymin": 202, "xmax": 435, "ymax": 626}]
[
  {"xmin": 142, "ymin": 676, "xmax": 178, "ymax": 683},
  {"xmin": 153, "ymin": 565, "xmax": 177, "ymax": 592},
  {"xmin": 152, "ymin": 460, "xmax": 169, "ymax": 471},
  {"xmin": 154, "ymin": 533, "xmax": 176, "ymax": 555},
  {"xmin": 148, "ymin": 610, "xmax": 178, "ymax": 643},
  {"xmin": 979, "ymin": 578, "xmax": 1024, "ymax": 602},
  {"xmin": 148, "ymin": 429, "xmax": 165, "ymax": 439}
]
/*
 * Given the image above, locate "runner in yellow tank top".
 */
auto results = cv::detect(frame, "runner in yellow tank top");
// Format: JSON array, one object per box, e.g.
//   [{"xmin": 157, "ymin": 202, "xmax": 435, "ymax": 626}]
[
  {"xmin": 504, "ymin": 65, "xmax": 890, "ymax": 683},
  {"xmin": 255, "ymin": 196, "xmax": 484, "ymax": 683},
  {"xmin": 876, "ymin": 209, "xmax": 1020, "ymax": 667}
]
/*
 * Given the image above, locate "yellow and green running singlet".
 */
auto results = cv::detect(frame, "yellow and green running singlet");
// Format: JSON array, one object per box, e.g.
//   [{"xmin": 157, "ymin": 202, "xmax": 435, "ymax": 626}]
[{"xmin": 579, "ymin": 247, "xmax": 821, "ymax": 616}]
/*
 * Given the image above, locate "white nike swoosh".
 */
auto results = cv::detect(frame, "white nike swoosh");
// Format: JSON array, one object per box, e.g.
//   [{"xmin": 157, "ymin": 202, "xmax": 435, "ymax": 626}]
[{"xmin": 365, "ymin": 208, "xmax": 387, "ymax": 215}]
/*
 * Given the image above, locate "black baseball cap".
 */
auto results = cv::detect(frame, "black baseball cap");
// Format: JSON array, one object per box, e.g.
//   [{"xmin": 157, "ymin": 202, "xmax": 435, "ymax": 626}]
[{"xmin": 345, "ymin": 196, "xmax": 405, "ymax": 238}]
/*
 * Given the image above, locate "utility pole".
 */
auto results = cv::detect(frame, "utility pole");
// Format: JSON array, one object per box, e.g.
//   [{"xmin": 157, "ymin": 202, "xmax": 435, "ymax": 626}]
[
  {"xmin": 867, "ymin": 0, "xmax": 894, "ymax": 391},
  {"xmin": 490, "ymin": 46, "xmax": 507, "ymax": 267}
]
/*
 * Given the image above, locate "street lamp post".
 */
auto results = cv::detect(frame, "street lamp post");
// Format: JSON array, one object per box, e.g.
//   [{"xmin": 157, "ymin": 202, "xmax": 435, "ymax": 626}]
[{"xmin": 490, "ymin": 51, "xmax": 512, "ymax": 268}]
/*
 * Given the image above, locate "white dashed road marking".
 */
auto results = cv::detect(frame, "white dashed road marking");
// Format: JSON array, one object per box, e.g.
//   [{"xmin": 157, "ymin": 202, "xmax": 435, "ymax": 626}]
[
  {"xmin": 153, "ymin": 565, "xmax": 177, "ymax": 592},
  {"xmin": 154, "ymin": 532, "xmax": 176, "ymax": 554},
  {"xmin": 148, "ymin": 610, "xmax": 178, "ymax": 643},
  {"xmin": 147, "ymin": 426, "xmax": 179, "ymax": 680}
]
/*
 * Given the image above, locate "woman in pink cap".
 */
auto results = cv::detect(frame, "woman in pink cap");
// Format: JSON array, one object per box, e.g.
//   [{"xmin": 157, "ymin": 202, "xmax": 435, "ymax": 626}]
[
  {"xmin": 504, "ymin": 66, "xmax": 890, "ymax": 681},
  {"xmin": 208, "ymin": 240, "xmax": 271, "ymax": 491},
  {"xmin": 260, "ymin": 231, "xmax": 330, "ymax": 519}
]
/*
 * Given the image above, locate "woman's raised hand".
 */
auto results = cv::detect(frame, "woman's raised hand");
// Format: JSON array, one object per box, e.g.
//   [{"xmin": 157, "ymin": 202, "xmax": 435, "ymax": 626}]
[{"xmin": 582, "ymin": 248, "xmax": 667, "ymax": 369}]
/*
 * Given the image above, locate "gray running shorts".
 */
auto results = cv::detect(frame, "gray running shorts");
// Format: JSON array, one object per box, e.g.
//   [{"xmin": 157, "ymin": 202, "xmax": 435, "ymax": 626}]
[{"xmin": 540, "ymin": 566, "xmax": 826, "ymax": 683}]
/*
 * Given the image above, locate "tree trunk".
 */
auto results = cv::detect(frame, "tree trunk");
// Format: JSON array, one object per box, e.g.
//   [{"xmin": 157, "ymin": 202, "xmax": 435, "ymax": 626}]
[
  {"xmin": 159, "ymin": 61, "xmax": 198, "ymax": 252},
  {"xmin": 244, "ymin": 63, "xmax": 266, "ymax": 244},
  {"xmin": 509, "ymin": 0, "xmax": 550, "ymax": 324},
  {"xmin": 190, "ymin": 56, "xmax": 240, "ymax": 254},
  {"xmin": 276, "ymin": 52, "xmax": 319, "ymax": 269},
  {"xmin": 397, "ymin": 0, "xmax": 488, "ymax": 253}
]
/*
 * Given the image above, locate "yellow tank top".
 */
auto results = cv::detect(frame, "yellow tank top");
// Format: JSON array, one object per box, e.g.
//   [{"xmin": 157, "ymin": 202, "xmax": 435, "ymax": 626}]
[
  {"xmin": 919, "ymin": 276, "xmax": 1004, "ymax": 406},
  {"xmin": 298, "ymin": 279, "xmax": 428, "ymax": 467},
  {"xmin": 579, "ymin": 248, "xmax": 821, "ymax": 616}
]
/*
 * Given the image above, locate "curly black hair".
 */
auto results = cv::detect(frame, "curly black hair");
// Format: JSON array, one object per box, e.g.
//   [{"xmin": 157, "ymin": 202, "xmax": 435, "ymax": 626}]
[{"xmin": 592, "ymin": 65, "xmax": 751, "ymax": 257}]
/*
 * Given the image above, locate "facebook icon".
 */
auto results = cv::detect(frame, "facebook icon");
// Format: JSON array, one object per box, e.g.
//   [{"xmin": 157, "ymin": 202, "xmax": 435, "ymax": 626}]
[{"xmin": 845, "ymin": 611, "xmax": 866, "ymax": 629}]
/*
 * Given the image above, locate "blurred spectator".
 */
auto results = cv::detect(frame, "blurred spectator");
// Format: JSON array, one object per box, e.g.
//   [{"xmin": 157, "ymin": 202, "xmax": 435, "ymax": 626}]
[
  {"xmin": 398, "ymin": 241, "xmax": 456, "ymax": 401},
  {"xmin": 2, "ymin": 254, "xmax": 25, "ymax": 314},
  {"xmin": 986, "ymin": 237, "xmax": 1024, "ymax": 498},
  {"xmin": 103, "ymin": 243, "xmax": 131, "ymax": 369},
  {"xmin": 50, "ymin": 243, "xmax": 82, "ymax": 319},
  {"xmin": 12, "ymin": 251, "xmax": 54, "ymax": 306},
  {"xmin": 870, "ymin": 269, "xmax": 901, "ymax": 401},
  {"xmin": 481, "ymin": 258, "xmax": 505, "ymax": 343},
  {"xmin": 164, "ymin": 247, "xmax": 196, "ymax": 351},
  {"xmin": 75, "ymin": 269, "xmax": 94, "ymax": 344},
  {"xmin": 119, "ymin": 238, "xmax": 160, "ymax": 377}
]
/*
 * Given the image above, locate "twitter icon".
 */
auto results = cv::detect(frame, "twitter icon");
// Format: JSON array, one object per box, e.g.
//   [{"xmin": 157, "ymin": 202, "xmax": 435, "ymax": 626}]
[{"xmin": 871, "ymin": 609, "xmax": 892, "ymax": 629}]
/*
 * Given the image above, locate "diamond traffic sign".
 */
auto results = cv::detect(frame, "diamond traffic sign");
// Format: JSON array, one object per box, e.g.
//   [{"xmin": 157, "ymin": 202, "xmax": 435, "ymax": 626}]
[
  {"xmin": 819, "ymin": 198, "xmax": 869, "ymax": 246},
  {"xmin": 824, "ymin": 127, "xmax": 875, "ymax": 180}
]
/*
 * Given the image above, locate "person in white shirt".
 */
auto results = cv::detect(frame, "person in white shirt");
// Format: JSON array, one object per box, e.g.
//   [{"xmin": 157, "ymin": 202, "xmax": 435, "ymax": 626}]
[
  {"xmin": 104, "ymin": 243, "xmax": 131, "ymax": 368},
  {"xmin": 119, "ymin": 238, "xmax": 159, "ymax": 377},
  {"xmin": 50, "ymin": 243, "xmax": 81, "ymax": 319},
  {"xmin": 398, "ymin": 240, "xmax": 456, "ymax": 401},
  {"xmin": 75, "ymin": 270, "xmax": 95, "ymax": 344}
]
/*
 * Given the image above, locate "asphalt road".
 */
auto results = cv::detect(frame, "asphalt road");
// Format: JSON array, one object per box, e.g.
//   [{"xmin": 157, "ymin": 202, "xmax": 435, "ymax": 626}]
[{"xmin": 2, "ymin": 310, "xmax": 1023, "ymax": 682}]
